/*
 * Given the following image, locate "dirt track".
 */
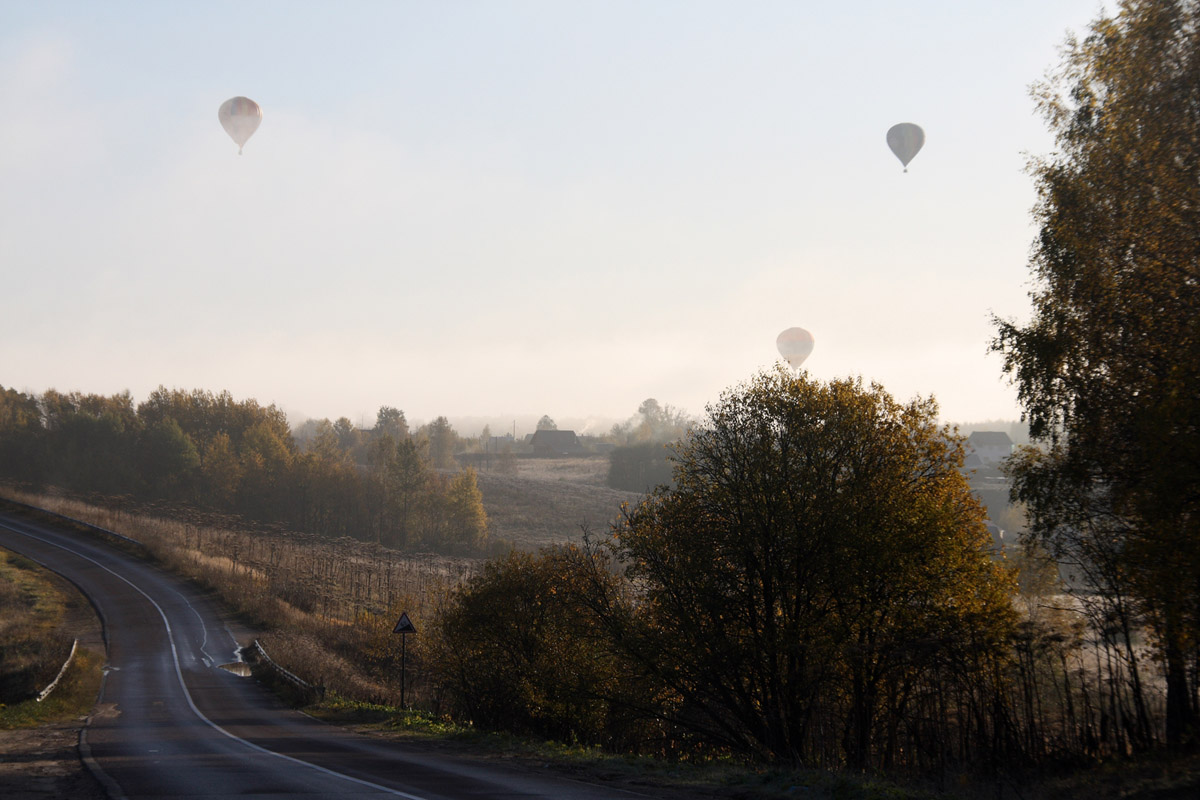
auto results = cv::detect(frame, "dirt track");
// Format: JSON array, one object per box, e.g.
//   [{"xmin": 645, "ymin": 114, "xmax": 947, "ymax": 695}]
[
  {"xmin": 0, "ymin": 526, "xmax": 107, "ymax": 799},
  {"xmin": 0, "ymin": 721, "xmax": 105, "ymax": 800}
]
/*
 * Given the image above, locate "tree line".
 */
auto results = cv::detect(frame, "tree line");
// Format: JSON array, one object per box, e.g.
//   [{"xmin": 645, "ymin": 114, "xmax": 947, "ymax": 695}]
[
  {"xmin": 0, "ymin": 387, "xmax": 489, "ymax": 553},
  {"xmin": 605, "ymin": 398, "xmax": 692, "ymax": 492}
]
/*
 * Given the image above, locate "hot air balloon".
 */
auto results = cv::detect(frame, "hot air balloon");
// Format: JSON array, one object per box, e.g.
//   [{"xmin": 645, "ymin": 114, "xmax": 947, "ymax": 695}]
[
  {"xmin": 776, "ymin": 327, "xmax": 814, "ymax": 369},
  {"xmin": 218, "ymin": 97, "xmax": 262, "ymax": 155},
  {"xmin": 886, "ymin": 123, "xmax": 924, "ymax": 172}
]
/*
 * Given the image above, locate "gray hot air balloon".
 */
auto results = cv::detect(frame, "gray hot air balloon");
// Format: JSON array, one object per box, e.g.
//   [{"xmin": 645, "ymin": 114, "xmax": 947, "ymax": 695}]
[
  {"xmin": 776, "ymin": 327, "xmax": 814, "ymax": 369},
  {"xmin": 886, "ymin": 123, "xmax": 924, "ymax": 172},
  {"xmin": 218, "ymin": 96, "xmax": 262, "ymax": 155}
]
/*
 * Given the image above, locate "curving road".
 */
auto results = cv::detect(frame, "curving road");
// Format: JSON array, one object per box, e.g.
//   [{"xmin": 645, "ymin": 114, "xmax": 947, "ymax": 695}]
[{"xmin": 0, "ymin": 509, "xmax": 665, "ymax": 800}]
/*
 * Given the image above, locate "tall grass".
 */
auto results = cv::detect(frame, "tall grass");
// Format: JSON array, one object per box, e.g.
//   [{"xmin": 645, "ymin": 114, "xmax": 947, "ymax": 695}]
[
  {"xmin": 0, "ymin": 550, "xmax": 75, "ymax": 705},
  {"xmin": 0, "ymin": 546, "xmax": 103, "ymax": 727}
]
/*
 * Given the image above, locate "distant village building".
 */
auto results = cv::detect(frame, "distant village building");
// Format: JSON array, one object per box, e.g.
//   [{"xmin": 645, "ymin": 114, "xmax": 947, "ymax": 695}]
[
  {"xmin": 966, "ymin": 431, "xmax": 1014, "ymax": 467},
  {"xmin": 529, "ymin": 429, "xmax": 581, "ymax": 456}
]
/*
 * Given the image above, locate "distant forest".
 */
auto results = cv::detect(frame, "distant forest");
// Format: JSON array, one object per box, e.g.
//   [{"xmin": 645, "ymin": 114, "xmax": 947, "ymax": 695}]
[
  {"xmin": 0, "ymin": 382, "xmax": 1030, "ymax": 538},
  {"xmin": 0, "ymin": 385, "xmax": 489, "ymax": 553}
]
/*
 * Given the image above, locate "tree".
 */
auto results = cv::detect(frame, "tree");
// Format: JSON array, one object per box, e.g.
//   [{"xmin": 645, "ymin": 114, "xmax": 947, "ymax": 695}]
[
  {"xmin": 426, "ymin": 416, "xmax": 457, "ymax": 469},
  {"xmin": 430, "ymin": 547, "xmax": 634, "ymax": 745},
  {"xmin": 442, "ymin": 467, "xmax": 488, "ymax": 552},
  {"xmin": 238, "ymin": 419, "xmax": 294, "ymax": 517},
  {"xmin": 992, "ymin": 0, "xmax": 1200, "ymax": 747},
  {"xmin": 0, "ymin": 386, "xmax": 44, "ymax": 480},
  {"xmin": 386, "ymin": 437, "xmax": 428, "ymax": 548},
  {"xmin": 375, "ymin": 406, "xmax": 408, "ymax": 440},
  {"xmin": 536, "ymin": 415, "xmax": 557, "ymax": 431},
  {"xmin": 53, "ymin": 406, "xmax": 137, "ymax": 493},
  {"xmin": 138, "ymin": 387, "xmax": 291, "ymax": 457},
  {"xmin": 605, "ymin": 441, "xmax": 674, "ymax": 492},
  {"xmin": 333, "ymin": 417, "xmax": 360, "ymax": 455},
  {"xmin": 200, "ymin": 431, "xmax": 242, "ymax": 507},
  {"xmin": 609, "ymin": 398, "xmax": 692, "ymax": 445},
  {"xmin": 307, "ymin": 419, "xmax": 349, "ymax": 464},
  {"xmin": 579, "ymin": 368, "xmax": 1016, "ymax": 766},
  {"xmin": 139, "ymin": 417, "xmax": 200, "ymax": 498},
  {"xmin": 636, "ymin": 398, "xmax": 661, "ymax": 424}
]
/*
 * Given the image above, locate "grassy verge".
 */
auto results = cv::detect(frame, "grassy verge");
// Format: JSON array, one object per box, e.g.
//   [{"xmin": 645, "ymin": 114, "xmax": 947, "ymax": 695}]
[
  {"xmin": 304, "ymin": 694, "xmax": 939, "ymax": 799},
  {"xmin": 0, "ymin": 548, "xmax": 103, "ymax": 728},
  {"xmin": 0, "ymin": 648, "xmax": 103, "ymax": 729}
]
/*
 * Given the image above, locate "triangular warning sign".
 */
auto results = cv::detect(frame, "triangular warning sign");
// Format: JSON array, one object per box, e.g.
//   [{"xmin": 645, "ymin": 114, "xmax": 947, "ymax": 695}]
[{"xmin": 392, "ymin": 612, "xmax": 417, "ymax": 634}]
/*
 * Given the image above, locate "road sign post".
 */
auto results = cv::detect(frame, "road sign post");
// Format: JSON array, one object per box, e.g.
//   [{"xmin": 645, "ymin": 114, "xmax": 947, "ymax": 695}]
[{"xmin": 392, "ymin": 612, "xmax": 417, "ymax": 709}]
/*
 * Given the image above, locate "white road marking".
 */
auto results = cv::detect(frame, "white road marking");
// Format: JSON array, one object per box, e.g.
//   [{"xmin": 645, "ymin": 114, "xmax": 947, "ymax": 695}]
[{"xmin": 0, "ymin": 519, "xmax": 429, "ymax": 800}]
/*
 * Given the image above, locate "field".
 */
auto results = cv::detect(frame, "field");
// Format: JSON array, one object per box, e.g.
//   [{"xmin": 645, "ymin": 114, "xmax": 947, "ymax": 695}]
[{"xmin": 471, "ymin": 455, "xmax": 642, "ymax": 549}]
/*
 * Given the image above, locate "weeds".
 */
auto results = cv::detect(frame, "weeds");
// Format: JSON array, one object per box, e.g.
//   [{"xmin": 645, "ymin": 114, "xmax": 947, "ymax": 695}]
[
  {"xmin": 0, "ymin": 547, "xmax": 103, "ymax": 728},
  {"xmin": 0, "ymin": 549, "xmax": 75, "ymax": 705},
  {"xmin": 0, "ymin": 649, "xmax": 103, "ymax": 730}
]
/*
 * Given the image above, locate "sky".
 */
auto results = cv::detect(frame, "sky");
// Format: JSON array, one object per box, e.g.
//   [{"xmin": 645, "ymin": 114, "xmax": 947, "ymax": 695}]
[{"xmin": 0, "ymin": 0, "xmax": 1109, "ymax": 434}]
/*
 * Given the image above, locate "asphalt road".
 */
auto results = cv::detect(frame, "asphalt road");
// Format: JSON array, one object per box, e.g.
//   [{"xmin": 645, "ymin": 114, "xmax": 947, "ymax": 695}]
[{"xmin": 0, "ymin": 510, "xmax": 664, "ymax": 800}]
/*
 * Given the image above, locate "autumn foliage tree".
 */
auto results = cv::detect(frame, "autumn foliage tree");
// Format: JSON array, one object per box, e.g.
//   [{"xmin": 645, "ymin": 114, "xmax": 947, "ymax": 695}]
[
  {"xmin": 579, "ymin": 368, "xmax": 1016, "ymax": 767},
  {"xmin": 429, "ymin": 548, "xmax": 632, "ymax": 745},
  {"xmin": 0, "ymin": 384, "xmax": 490, "ymax": 554},
  {"xmin": 432, "ymin": 369, "xmax": 1017, "ymax": 767},
  {"xmin": 992, "ymin": 0, "xmax": 1200, "ymax": 747},
  {"xmin": 442, "ymin": 467, "xmax": 488, "ymax": 552}
]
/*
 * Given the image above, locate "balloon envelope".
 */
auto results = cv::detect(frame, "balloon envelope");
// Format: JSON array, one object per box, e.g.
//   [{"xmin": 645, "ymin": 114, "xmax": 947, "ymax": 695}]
[
  {"xmin": 218, "ymin": 97, "xmax": 262, "ymax": 154},
  {"xmin": 886, "ymin": 123, "xmax": 924, "ymax": 170},
  {"xmin": 776, "ymin": 327, "xmax": 814, "ymax": 369}
]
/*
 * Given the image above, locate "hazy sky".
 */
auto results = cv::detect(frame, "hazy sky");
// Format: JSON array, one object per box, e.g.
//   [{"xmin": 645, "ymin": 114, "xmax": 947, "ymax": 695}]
[{"xmin": 1, "ymin": 1, "xmax": 1108, "ymax": 433}]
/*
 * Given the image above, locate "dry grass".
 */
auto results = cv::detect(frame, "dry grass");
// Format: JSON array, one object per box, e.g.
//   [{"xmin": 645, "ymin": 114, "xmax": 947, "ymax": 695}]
[
  {"xmin": 0, "ymin": 547, "xmax": 103, "ymax": 729},
  {"xmin": 506, "ymin": 456, "xmax": 612, "ymax": 484},
  {"xmin": 0, "ymin": 550, "xmax": 74, "ymax": 705},
  {"xmin": 472, "ymin": 456, "xmax": 641, "ymax": 550}
]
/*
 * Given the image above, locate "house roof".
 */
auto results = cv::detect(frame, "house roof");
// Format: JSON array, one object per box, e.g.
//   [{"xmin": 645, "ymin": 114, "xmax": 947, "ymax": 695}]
[
  {"xmin": 967, "ymin": 431, "xmax": 1013, "ymax": 447},
  {"xmin": 529, "ymin": 429, "xmax": 579, "ymax": 446}
]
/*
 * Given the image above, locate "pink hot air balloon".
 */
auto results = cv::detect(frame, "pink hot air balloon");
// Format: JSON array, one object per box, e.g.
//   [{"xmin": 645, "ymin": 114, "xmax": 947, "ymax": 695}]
[
  {"xmin": 776, "ymin": 327, "xmax": 814, "ymax": 369},
  {"xmin": 218, "ymin": 96, "xmax": 262, "ymax": 155}
]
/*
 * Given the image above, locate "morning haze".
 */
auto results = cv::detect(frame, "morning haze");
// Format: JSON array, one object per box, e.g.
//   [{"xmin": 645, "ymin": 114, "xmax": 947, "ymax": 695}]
[{"xmin": 9, "ymin": 1, "xmax": 1200, "ymax": 798}]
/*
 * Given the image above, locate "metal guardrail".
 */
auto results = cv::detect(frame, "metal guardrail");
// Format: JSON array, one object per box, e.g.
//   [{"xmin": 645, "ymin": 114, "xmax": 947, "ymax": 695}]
[
  {"xmin": 251, "ymin": 639, "xmax": 321, "ymax": 697},
  {"xmin": 37, "ymin": 638, "xmax": 79, "ymax": 702}
]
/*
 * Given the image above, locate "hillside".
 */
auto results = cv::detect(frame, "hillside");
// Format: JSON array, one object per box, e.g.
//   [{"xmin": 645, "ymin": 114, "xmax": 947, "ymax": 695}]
[{"xmin": 471, "ymin": 456, "xmax": 643, "ymax": 551}]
